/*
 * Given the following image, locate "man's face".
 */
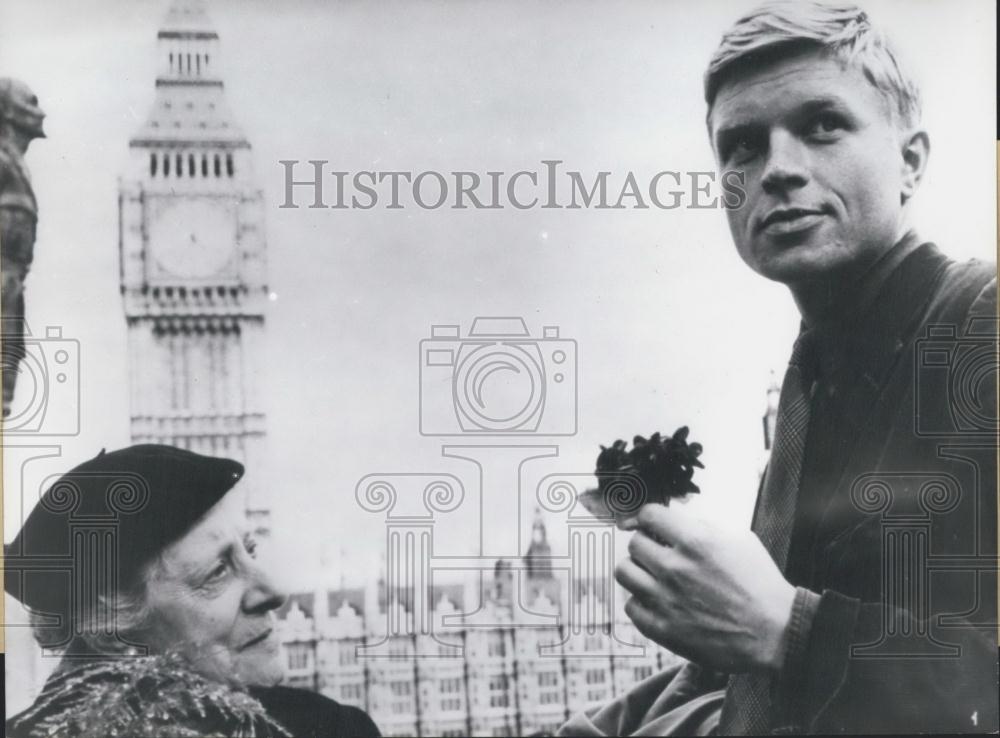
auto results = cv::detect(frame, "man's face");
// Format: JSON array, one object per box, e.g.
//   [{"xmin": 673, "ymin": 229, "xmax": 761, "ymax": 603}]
[
  {"xmin": 143, "ymin": 494, "xmax": 287, "ymax": 686},
  {"xmin": 710, "ymin": 49, "xmax": 911, "ymax": 285}
]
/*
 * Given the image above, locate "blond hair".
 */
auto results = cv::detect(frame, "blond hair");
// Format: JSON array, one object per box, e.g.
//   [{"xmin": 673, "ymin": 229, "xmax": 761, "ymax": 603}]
[{"xmin": 705, "ymin": 1, "xmax": 921, "ymax": 127}]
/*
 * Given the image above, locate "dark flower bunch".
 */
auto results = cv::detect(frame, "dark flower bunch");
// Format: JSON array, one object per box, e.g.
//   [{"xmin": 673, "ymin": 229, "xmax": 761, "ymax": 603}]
[
  {"xmin": 11, "ymin": 651, "xmax": 290, "ymax": 738},
  {"xmin": 596, "ymin": 426, "xmax": 704, "ymax": 506}
]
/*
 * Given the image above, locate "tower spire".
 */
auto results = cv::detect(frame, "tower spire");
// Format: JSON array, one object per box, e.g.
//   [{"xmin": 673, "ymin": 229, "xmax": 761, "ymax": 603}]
[
  {"xmin": 119, "ymin": 0, "xmax": 270, "ymax": 538},
  {"xmin": 161, "ymin": 0, "xmax": 213, "ymax": 34},
  {"xmin": 131, "ymin": 0, "xmax": 246, "ymax": 151}
]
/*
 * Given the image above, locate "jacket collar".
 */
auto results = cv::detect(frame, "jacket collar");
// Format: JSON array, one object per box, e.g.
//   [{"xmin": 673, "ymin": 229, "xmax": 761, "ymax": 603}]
[{"xmin": 804, "ymin": 234, "xmax": 949, "ymax": 387}]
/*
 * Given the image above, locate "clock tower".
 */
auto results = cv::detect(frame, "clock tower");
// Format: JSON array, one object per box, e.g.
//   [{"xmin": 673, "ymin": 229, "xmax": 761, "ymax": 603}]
[{"xmin": 119, "ymin": 0, "xmax": 271, "ymax": 537}]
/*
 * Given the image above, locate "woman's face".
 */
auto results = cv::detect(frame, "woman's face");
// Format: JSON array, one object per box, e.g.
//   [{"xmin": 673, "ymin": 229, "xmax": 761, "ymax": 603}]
[{"xmin": 140, "ymin": 494, "xmax": 288, "ymax": 686}]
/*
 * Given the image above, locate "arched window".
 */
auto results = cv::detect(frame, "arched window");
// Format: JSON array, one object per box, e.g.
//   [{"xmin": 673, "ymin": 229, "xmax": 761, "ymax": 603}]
[
  {"xmin": 214, "ymin": 153, "xmax": 221, "ymax": 177},
  {"xmin": 150, "ymin": 152, "xmax": 157, "ymax": 177},
  {"xmin": 164, "ymin": 153, "xmax": 170, "ymax": 177},
  {"xmin": 176, "ymin": 153, "xmax": 183, "ymax": 177},
  {"xmin": 169, "ymin": 52, "xmax": 174, "ymax": 73},
  {"xmin": 226, "ymin": 153, "xmax": 234, "ymax": 177},
  {"xmin": 202, "ymin": 153, "xmax": 208, "ymax": 177},
  {"xmin": 188, "ymin": 153, "xmax": 196, "ymax": 176},
  {"xmin": 196, "ymin": 54, "xmax": 201, "ymax": 75}
]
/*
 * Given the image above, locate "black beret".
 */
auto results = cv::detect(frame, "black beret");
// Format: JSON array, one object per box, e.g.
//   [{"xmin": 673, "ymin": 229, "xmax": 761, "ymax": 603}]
[{"xmin": 4, "ymin": 444, "xmax": 244, "ymax": 623}]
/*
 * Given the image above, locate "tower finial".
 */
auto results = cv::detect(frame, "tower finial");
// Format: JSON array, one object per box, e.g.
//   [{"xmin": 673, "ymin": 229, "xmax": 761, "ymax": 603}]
[{"xmin": 161, "ymin": 0, "xmax": 213, "ymax": 34}]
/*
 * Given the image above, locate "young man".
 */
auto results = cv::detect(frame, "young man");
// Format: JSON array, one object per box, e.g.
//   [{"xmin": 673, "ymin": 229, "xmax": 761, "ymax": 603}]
[{"xmin": 561, "ymin": 2, "xmax": 997, "ymax": 734}]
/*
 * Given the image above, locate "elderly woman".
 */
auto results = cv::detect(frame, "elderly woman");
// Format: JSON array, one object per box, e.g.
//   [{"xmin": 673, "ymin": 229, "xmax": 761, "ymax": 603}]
[{"xmin": 5, "ymin": 444, "xmax": 380, "ymax": 738}]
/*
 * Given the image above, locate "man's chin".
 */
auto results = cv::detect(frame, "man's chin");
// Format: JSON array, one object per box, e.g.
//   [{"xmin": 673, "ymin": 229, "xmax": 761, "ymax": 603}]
[{"xmin": 752, "ymin": 244, "xmax": 851, "ymax": 284}]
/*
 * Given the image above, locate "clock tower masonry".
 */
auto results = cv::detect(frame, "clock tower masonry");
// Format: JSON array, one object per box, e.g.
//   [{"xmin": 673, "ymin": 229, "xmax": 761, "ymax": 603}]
[{"xmin": 119, "ymin": 0, "xmax": 271, "ymax": 538}]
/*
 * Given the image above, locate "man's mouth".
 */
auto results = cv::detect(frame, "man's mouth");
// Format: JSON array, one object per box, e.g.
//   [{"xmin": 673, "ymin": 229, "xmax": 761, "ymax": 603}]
[
  {"xmin": 239, "ymin": 628, "xmax": 273, "ymax": 650},
  {"xmin": 757, "ymin": 206, "xmax": 828, "ymax": 235}
]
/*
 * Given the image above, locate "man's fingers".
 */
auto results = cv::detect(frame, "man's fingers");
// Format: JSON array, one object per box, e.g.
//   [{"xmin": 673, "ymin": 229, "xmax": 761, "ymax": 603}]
[
  {"xmin": 636, "ymin": 502, "xmax": 699, "ymax": 549},
  {"xmin": 624, "ymin": 596, "xmax": 671, "ymax": 649},
  {"xmin": 627, "ymin": 530, "xmax": 678, "ymax": 580},
  {"xmin": 614, "ymin": 555, "xmax": 661, "ymax": 600}
]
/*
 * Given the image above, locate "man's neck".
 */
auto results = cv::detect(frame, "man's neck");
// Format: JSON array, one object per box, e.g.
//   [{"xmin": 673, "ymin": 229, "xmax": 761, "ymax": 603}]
[{"xmin": 789, "ymin": 231, "xmax": 922, "ymax": 328}]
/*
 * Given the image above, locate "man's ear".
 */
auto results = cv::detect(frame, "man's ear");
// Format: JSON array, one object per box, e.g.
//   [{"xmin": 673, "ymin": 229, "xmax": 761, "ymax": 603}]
[{"xmin": 900, "ymin": 129, "xmax": 930, "ymax": 204}]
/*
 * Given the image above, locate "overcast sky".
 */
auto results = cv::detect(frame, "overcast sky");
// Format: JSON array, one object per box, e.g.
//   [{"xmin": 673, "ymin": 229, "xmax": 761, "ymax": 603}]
[{"xmin": 1, "ymin": 0, "xmax": 995, "ymax": 602}]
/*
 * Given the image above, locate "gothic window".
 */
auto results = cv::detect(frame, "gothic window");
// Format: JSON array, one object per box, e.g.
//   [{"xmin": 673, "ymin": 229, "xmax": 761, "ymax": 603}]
[
  {"xmin": 286, "ymin": 643, "xmax": 310, "ymax": 670},
  {"xmin": 150, "ymin": 152, "xmax": 157, "ymax": 177},
  {"xmin": 175, "ymin": 153, "xmax": 183, "ymax": 177},
  {"xmin": 488, "ymin": 675, "xmax": 509, "ymax": 707},
  {"xmin": 487, "ymin": 632, "xmax": 506, "ymax": 658},
  {"xmin": 214, "ymin": 153, "xmax": 221, "ymax": 177},
  {"xmin": 164, "ymin": 153, "xmax": 170, "ymax": 176},
  {"xmin": 538, "ymin": 672, "xmax": 558, "ymax": 687},
  {"xmin": 340, "ymin": 684, "xmax": 362, "ymax": 702},
  {"xmin": 169, "ymin": 52, "xmax": 174, "ymax": 72},
  {"xmin": 339, "ymin": 643, "xmax": 359, "ymax": 665},
  {"xmin": 226, "ymin": 152, "xmax": 235, "ymax": 177},
  {"xmin": 196, "ymin": 54, "xmax": 201, "ymax": 75},
  {"xmin": 202, "ymin": 153, "xmax": 208, "ymax": 177},
  {"xmin": 188, "ymin": 153, "xmax": 196, "ymax": 176},
  {"xmin": 633, "ymin": 665, "xmax": 654, "ymax": 682},
  {"xmin": 389, "ymin": 681, "xmax": 412, "ymax": 697}
]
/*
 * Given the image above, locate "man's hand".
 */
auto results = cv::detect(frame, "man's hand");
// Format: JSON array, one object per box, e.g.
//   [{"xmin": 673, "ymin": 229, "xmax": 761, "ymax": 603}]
[{"xmin": 614, "ymin": 503, "xmax": 797, "ymax": 674}]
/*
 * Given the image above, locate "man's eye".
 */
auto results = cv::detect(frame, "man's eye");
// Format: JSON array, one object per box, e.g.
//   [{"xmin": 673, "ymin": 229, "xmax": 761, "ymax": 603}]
[
  {"xmin": 207, "ymin": 561, "xmax": 229, "ymax": 582},
  {"xmin": 807, "ymin": 113, "xmax": 844, "ymax": 136},
  {"xmin": 726, "ymin": 135, "xmax": 761, "ymax": 163}
]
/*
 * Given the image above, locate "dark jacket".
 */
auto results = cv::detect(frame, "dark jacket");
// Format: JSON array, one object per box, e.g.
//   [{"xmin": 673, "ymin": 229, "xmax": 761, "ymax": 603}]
[
  {"xmin": 769, "ymin": 241, "xmax": 998, "ymax": 733},
  {"xmin": 250, "ymin": 685, "xmax": 381, "ymax": 738},
  {"xmin": 557, "ymin": 240, "xmax": 997, "ymax": 738}
]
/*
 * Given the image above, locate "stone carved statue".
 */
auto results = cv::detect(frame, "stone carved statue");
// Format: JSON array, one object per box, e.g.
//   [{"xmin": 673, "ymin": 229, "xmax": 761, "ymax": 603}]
[{"xmin": 0, "ymin": 78, "xmax": 45, "ymax": 418}]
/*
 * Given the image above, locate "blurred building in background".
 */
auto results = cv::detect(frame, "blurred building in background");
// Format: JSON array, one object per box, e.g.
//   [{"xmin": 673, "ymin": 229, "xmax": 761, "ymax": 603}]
[{"xmin": 276, "ymin": 512, "xmax": 679, "ymax": 738}]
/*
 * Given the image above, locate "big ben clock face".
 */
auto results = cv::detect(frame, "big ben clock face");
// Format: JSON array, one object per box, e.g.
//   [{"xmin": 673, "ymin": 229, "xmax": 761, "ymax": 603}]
[{"xmin": 148, "ymin": 196, "xmax": 237, "ymax": 280}]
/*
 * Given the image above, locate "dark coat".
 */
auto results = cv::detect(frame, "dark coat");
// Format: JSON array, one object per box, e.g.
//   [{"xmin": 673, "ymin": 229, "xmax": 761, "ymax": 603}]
[
  {"xmin": 250, "ymin": 685, "xmax": 380, "ymax": 738},
  {"xmin": 557, "ymin": 241, "xmax": 998, "ymax": 736},
  {"xmin": 770, "ymin": 241, "xmax": 998, "ymax": 733}
]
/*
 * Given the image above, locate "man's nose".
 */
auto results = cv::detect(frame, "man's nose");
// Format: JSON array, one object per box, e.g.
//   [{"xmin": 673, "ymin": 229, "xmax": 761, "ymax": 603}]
[
  {"xmin": 760, "ymin": 130, "xmax": 809, "ymax": 194},
  {"xmin": 242, "ymin": 559, "xmax": 287, "ymax": 615}
]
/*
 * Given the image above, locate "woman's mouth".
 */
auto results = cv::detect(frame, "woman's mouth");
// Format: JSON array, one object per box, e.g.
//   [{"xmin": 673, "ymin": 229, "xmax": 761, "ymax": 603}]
[{"xmin": 239, "ymin": 628, "xmax": 274, "ymax": 651}]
